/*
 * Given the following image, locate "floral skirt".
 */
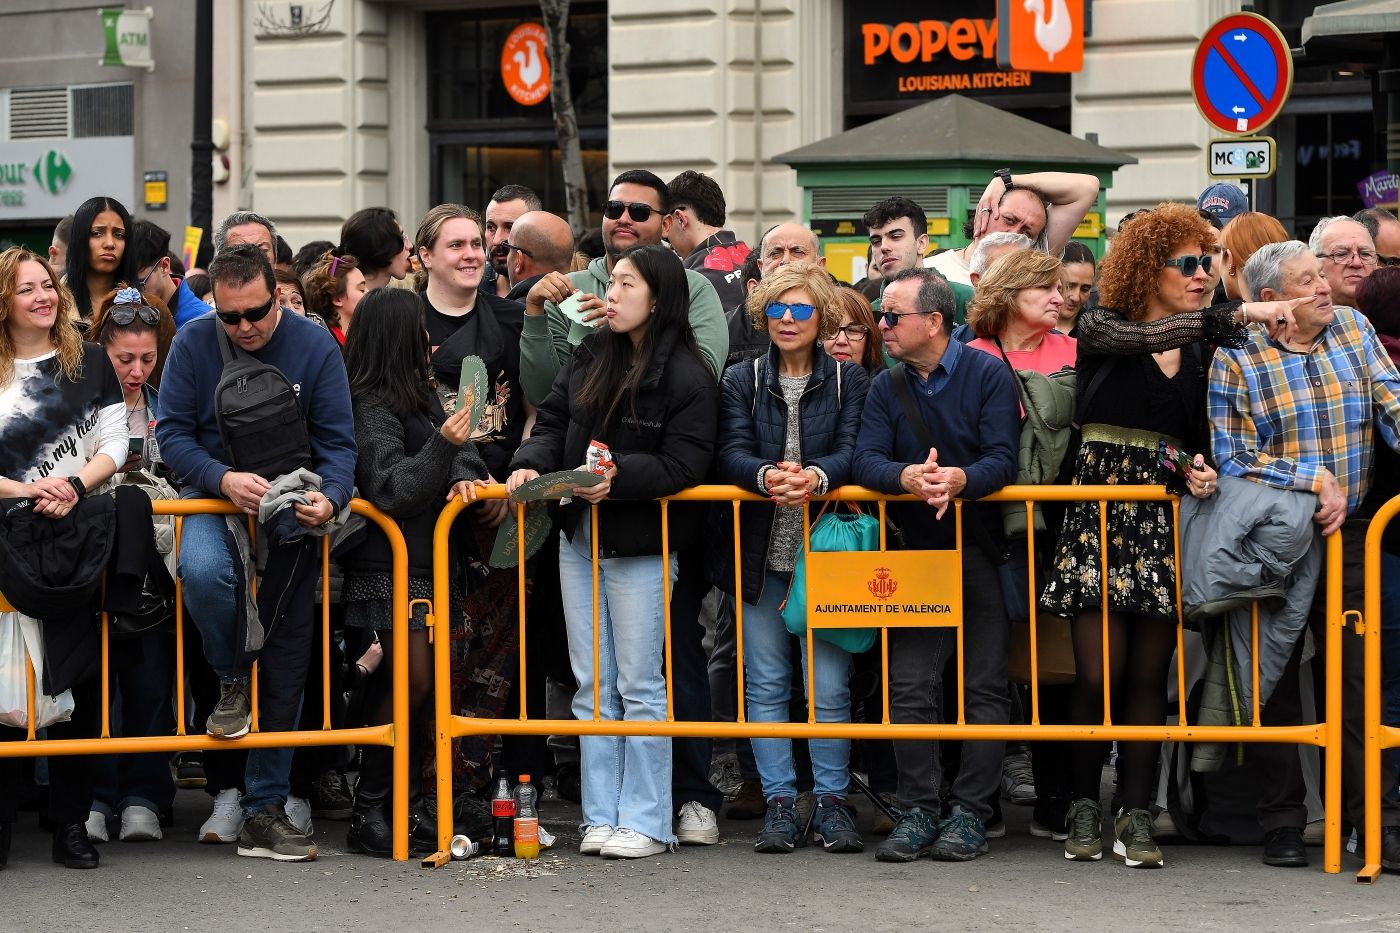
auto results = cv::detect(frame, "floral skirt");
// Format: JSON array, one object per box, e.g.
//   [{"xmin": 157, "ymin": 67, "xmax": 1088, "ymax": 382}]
[{"xmin": 1039, "ymin": 426, "xmax": 1182, "ymax": 624}]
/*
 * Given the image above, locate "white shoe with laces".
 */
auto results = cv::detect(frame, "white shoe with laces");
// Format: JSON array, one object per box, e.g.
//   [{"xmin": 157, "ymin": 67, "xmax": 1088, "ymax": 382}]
[
  {"xmin": 600, "ymin": 828, "xmax": 668, "ymax": 859},
  {"xmin": 579, "ymin": 824, "xmax": 615, "ymax": 855},
  {"xmin": 119, "ymin": 804, "xmax": 163, "ymax": 841},
  {"xmin": 85, "ymin": 809, "xmax": 110, "ymax": 844},
  {"xmin": 285, "ymin": 795, "xmax": 315, "ymax": 837},
  {"xmin": 675, "ymin": 800, "xmax": 719, "ymax": 845},
  {"xmin": 199, "ymin": 788, "xmax": 245, "ymax": 843}
]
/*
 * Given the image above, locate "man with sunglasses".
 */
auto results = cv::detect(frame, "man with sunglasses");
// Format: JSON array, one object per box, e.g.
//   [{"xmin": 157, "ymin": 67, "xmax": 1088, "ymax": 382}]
[
  {"xmin": 485, "ymin": 184, "xmax": 543, "ymax": 298},
  {"xmin": 156, "ymin": 244, "xmax": 356, "ymax": 862},
  {"xmin": 667, "ymin": 170, "xmax": 751, "ymax": 313},
  {"xmin": 500, "ymin": 210, "xmax": 576, "ymax": 302},
  {"xmin": 129, "ymin": 219, "xmax": 212, "ymax": 330},
  {"xmin": 1310, "ymin": 215, "xmax": 1378, "ymax": 310},
  {"xmin": 852, "ymin": 268, "xmax": 1019, "ymax": 864}
]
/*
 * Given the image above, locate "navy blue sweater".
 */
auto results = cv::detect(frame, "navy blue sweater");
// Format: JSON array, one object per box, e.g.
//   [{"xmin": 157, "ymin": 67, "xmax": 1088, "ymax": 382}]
[
  {"xmin": 155, "ymin": 310, "xmax": 357, "ymax": 509},
  {"xmin": 852, "ymin": 343, "xmax": 1019, "ymax": 549}
]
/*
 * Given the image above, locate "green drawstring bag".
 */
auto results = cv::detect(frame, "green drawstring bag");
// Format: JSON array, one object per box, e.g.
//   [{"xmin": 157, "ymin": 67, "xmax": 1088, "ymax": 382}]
[{"xmin": 780, "ymin": 508, "xmax": 880, "ymax": 654}]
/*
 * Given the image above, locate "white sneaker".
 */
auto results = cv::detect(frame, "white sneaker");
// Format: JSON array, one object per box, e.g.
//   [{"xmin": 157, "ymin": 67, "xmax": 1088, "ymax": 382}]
[
  {"xmin": 579, "ymin": 824, "xmax": 615, "ymax": 855},
  {"xmin": 600, "ymin": 827, "xmax": 667, "ymax": 859},
  {"xmin": 119, "ymin": 804, "xmax": 163, "ymax": 841},
  {"xmin": 675, "ymin": 800, "xmax": 719, "ymax": 846},
  {"xmin": 85, "ymin": 808, "xmax": 110, "ymax": 843},
  {"xmin": 285, "ymin": 795, "xmax": 314, "ymax": 837},
  {"xmin": 199, "ymin": 788, "xmax": 245, "ymax": 843}
]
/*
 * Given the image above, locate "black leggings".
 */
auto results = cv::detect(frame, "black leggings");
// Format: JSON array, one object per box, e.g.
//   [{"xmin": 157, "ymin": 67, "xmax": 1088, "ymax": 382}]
[{"xmin": 1068, "ymin": 612, "xmax": 1176, "ymax": 812}]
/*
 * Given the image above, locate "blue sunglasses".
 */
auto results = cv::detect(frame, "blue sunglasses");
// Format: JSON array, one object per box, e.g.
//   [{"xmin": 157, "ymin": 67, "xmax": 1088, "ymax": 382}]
[{"xmin": 764, "ymin": 302, "xmax": 817, "ymax": 321}]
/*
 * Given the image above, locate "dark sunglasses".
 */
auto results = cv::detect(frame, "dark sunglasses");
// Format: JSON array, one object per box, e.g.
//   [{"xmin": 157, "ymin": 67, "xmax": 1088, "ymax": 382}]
[
  {"xmin": 764, "ymin": 302, "xmax": 817, "ymax": 321},
  {"xmin": 879, "ymin": 309, "xmax": 934, "ymax": 327},
  {"xmin": 216, "ymin": 295, "xmax": 276, "ymax": 327},
  {"xmin": 1163, "ymin": 254, "xmax": 1213, "ymax": 277},
  {"xmin": 603, "ymin": 200, "xmax": 656, "ymax": 223},
  {"xmin": 110, "ymin": 303, "xmax": 160, "ymax": 326},
  {"xmin": 504, "ymin": 241, "xmax": 535, "ymax": 259}
]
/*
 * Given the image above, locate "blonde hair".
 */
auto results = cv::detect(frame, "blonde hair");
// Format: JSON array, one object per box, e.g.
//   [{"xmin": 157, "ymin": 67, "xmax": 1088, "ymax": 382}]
[
  {"xmin": 745, "ymin": 263, "xmax": 842, "ymax": 340},
  {"xmin": 0, "ymin": 248, "xmax": 83, "ymax": 387},
  {"xmin": 965, "ymin": 249, "xmax": 1062, "ymax": 338}
]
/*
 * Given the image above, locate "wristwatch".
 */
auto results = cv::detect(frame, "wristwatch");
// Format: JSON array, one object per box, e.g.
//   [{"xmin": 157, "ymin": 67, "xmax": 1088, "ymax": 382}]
[
  {"xmin": 994, "ymin": 168, "xmax": 1014, "ymax": 190},
  {"xmin": 68, "ymin": 475, "xmax": 87, "ymax": 498}
]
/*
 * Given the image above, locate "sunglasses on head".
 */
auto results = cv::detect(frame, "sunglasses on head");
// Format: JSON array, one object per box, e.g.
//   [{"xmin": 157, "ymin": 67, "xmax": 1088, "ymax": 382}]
[
  {"xmin": 1163, "ymin": 254, "xmax": 1213, "ymax": 277},
  {"xmin": 764, "ymin": 302, "xmax": 817, "ymax": 321},
  {"xmin": 603, "ymin": 200, "xmax": 657, "ymax": 223},
  {"xmin": 110, "ymin": 303, "xmax": 160, "ymax": 326},
  {"xmin": 216, "ymin": 295, "xmax": 276, "ymax": 327}
]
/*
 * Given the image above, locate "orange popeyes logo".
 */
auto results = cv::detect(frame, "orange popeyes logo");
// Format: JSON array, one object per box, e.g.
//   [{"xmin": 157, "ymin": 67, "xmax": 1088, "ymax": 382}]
[
  {"xmin": 501, "ymin": 22, "xmax": 551, "ymax": 107},
  {"xmin": 1005, "ymin": 0, "xmax": 1084, "ymax": 73},
  {"xmin": 862, "ymin": 18, "xmax": 999, "ymax": 64}
]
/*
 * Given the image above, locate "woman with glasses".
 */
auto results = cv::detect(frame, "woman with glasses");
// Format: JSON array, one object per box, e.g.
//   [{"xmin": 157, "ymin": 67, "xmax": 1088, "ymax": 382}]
[
  {"xmin": 823, "ymin": 286, "xmax": 883, "ymax": 372},
  {"xmin": 340, "ymin": 208, "xmax": 412, "ymax": 292},
  {"xmin": 0, "ymin": 248, "xmax": 129, "ymax": 870},
  {"xmin": 66, "ymin": 196, "xmax": 137, "ymax": 324},
  {"xmin": 507, "ymin": 244, "xmax": 718, "ymax": 860},
  {"xmin": 1039, "ymin": 203, "xmax": 1309, "ymax": 870},
  {"xmin": 713, "ymin": 263, "xmax": 870, "ymax": 855},
  {"xmin": 303, "ymin": 252, "xmax": 368, "ymax": 347}
]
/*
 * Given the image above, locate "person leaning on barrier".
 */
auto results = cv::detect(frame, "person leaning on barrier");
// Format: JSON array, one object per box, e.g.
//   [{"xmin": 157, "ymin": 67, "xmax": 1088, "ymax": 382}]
[
  {"xmin": 506, "ymin": 244, "xmax": 719, "ymax": 860},
  {"xmin": 155, "ymin": 243, "xmax": 357, "ymax": 863},
  {"xmin": 711, "ymin": 262, "xmax": 870, "ymax": 856},
  {"xmin": 850, "ymin": 267, "xmax": 1019, "ymax": 864},
  {"xmin": 1210, "ymin": 240, "xmax": 1400, "ymax": 870},
  {"xmin": 0, "ymin": 248, "xmax": 128, "ymax": 870},
  {"xmin": 339, "ymin": 287, "xmax": 491, "ymax": 858},
  {"xmin": 1039, "ymin": 203, "xmax": 1312, "ymax": 871}
]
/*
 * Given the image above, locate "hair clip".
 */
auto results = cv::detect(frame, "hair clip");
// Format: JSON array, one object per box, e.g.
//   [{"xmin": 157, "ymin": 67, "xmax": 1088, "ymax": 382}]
[
  {"xmin": 114, "ymin": 286, "xmax": 143, "ymax": 305},
  {"xmin": 329, "ymin": 256, "xmax": 343, "ymax": 277}
]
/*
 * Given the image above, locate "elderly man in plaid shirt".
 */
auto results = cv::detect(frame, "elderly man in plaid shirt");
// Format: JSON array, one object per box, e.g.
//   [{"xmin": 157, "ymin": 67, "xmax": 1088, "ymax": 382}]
[{"xmin": 1209, "ymin": 238, "xmax": 1400, "ymax": 871}]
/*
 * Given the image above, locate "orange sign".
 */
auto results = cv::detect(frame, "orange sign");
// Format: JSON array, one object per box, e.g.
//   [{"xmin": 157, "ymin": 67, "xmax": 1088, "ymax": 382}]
[
  {"xmin": 862, "ymin": 18, "xmax": 998, "ymax": 65},
  {"xmin": 500, "ymin": 22, "xmax": 551, "ymax": 107},
  {"xmin": 805, "ymin": 550, "xmax": 963, "ymax": 629},
  {"xmin": 997, "ymin": 0, "xmax": 1084, "ymax": 73}
]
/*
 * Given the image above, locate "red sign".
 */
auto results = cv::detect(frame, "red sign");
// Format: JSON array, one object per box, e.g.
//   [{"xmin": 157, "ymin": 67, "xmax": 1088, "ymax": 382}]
[
  {"xmin": 1191, "ymin": 13, "xmax": 1293, "ymax": 136},
  {"xmin": 500, "ymin": 23, "xmax": 551, "ymax": 107},
  {"xmin": 996, "ymin": 0, "xmax": 1084, "ymax": 73}
]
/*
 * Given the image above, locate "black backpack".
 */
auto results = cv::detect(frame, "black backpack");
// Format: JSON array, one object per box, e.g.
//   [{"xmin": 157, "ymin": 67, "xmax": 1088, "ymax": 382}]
[{"xmin": 214, "ymin": 328, "xmax": 312, "ymax": 479}]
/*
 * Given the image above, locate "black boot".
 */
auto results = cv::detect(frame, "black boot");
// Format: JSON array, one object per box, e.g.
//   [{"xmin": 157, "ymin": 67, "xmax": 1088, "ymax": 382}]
[
  {"xmin": 347, "ymin": 745, "xmax": 392, "ymax": 858},
  {"xmin": 52, "ymin": 823, "xmax": 99, "ymax": 869}
]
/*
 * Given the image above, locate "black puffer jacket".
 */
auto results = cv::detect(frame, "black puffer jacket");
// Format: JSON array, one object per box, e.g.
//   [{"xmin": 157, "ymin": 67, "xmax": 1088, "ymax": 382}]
[
  {"xmin": 509, "ymin": 329, "xmax": 718, "ymax": 558},
  {"xmin": 710, "ymin": 344, "xmax": 869, "ymax": 604}
]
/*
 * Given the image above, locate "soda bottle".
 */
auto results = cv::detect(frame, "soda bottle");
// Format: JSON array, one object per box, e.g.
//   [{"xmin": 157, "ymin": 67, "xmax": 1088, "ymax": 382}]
[
  {"xmin": 491, "ymin": 774, "xmax": 515, "ymax": 856},
  {"xmin": 513, "ymin": 774, "xmax": 540, "ymax": 860}
]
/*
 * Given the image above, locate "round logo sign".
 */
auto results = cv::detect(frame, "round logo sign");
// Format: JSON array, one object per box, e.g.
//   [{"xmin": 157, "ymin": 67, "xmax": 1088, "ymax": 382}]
[{"xmin": 501, "ymin": 23, "xmax": 551, "ymax": 107}]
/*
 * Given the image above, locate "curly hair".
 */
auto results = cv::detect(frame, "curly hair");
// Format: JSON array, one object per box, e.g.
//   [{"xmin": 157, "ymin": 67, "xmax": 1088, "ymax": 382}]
[
  {"xmin": 302, "ymin": 251, "xmax": 360, "ymax": 330},
  {"xmin": 965, "ymin": 249, "xmax": 1063, "ymax": 338},
  {"xmin": 90, "ymin": 285, "xmax": 176, "ymax": 389},
  {"xmin": 745, "ymin": 263, "xmax": 842, "ymax": 340},
  {"xmin": 0, "ymin": 248, "xmax": 83, "ymax": 387},
  {"xmin": 1098, "ymin": 202, "xmax": 1213, "ymax": 319}
]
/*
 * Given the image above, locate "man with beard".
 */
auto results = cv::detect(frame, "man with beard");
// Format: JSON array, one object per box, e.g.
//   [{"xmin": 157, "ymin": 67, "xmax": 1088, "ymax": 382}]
[{"xmin": 484, "ymin": 185, "xmax": 542, "ymax": 298}]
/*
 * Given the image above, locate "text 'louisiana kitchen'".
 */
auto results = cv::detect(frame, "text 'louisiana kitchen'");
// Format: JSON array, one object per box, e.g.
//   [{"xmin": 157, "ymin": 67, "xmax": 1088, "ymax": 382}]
[
  {"xmin": 813, "ymin": 602, "xmax": 954, "ymax": 614},
  {"xmin": 898, "ymin": 70, "xmax": 1033, "ymax": 92}
]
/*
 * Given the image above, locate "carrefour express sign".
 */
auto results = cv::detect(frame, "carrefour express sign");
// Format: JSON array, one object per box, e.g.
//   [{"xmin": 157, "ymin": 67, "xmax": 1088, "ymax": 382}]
[{"xmin": 0, "ymin": 137, "xmax": 134, "ymax": 221}]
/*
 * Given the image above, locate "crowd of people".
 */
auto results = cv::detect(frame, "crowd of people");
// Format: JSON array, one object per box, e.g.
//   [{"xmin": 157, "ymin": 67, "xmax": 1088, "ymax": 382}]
[{"xmin": 2, "ymin": 165, "xmax": 1399, "ymax": 879}]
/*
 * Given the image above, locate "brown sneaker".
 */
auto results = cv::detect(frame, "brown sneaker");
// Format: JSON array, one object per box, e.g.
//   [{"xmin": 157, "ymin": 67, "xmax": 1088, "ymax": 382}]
[
  {"xmin": 871, "ymin": 792, "xmax": 901, "ymax": 836},
  {"xmin": 725, "ymin": 779, "xmax": 766, "ymax": 820}
]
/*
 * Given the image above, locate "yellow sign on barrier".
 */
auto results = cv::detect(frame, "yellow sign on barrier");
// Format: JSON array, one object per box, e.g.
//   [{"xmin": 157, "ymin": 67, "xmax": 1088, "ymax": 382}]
[{"xmin": 806, "ymin": 550, "xmax": 962, "ymax": 628}]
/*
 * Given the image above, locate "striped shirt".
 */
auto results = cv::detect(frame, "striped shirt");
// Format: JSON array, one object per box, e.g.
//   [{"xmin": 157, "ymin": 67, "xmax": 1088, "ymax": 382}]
[{"xmin": 1208, "ymin": 306, "xmax": 1400, "ymax": 515}]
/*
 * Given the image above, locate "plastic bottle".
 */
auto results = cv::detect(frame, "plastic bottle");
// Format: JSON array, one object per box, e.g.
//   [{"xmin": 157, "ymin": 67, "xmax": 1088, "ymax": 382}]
[
  {"xmin": 491, "ymin": 774, "xmax": 515, "ymax": 856},
  {"xmin": 513, "ymin": 774, "xmax": 540, "ymax": 860}
]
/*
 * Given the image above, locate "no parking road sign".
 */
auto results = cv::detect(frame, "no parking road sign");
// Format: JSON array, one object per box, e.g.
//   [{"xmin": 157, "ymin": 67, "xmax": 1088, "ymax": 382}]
[{"xmin": 1192, "ymin": 13, "xmax": 1293, "ymax": 136}]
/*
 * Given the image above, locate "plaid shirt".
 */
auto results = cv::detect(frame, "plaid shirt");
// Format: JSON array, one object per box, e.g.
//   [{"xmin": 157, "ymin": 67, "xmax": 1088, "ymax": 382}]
[{"xmin": 1208, "ymin": 307, "xmax": 1400, "ymax": 515}]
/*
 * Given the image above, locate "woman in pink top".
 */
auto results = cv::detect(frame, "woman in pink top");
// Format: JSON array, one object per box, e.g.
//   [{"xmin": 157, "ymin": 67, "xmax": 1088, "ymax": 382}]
[{"xmin": 966, "ymin": 249, "xmax": 1074, "ymax": 377}]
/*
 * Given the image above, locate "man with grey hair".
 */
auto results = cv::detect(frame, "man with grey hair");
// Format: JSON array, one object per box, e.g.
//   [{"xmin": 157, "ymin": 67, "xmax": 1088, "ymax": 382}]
[
  {"xmin": 1212, "ymin": 238, "xmax": 1400, "ymax": 870},
  {"xmin": 214, "ymin": 210, "xmax": 278, "ymax": 262},
  {"xmin": 1353, "ymin": 207, "xmax": 1400, "ymax": 267},
  {"xmin": 968, "ymin": 232, "xmax": 1034, "ymax": 286},
  {"xmin": 1308, "ymin": 215, "xmax": 1377, "ymax": 309}
]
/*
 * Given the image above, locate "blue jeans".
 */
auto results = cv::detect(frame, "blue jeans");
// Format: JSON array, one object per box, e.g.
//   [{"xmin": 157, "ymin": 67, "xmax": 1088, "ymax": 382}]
[
  {"xmin": 558, "ymin": 529, "xmax": 676, "ymax": 844},
  {"xmin": 1383, "ymin": 552, "xmax": 1400, "ymax": 789},
  {"xmin": 178, "ymin": 502, "xmax": 314, "ymax": 818},
  {"xmin": 742, "ymin": 570, "xmax": 852, "ymax": 801}
]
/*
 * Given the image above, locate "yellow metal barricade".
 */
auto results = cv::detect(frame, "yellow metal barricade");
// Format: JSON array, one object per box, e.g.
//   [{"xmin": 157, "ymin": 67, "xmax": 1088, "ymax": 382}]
[
  {"xmin": 425, "ymin": 484, "xmax": 1346, "ymax": 873},
  {"xmin": 1360, "ymin": 494, "xmax": 1400, "ymax": 883},
  {"xmin": 0, "ymin": 498, "xmax": 414, "ymax": 862}
]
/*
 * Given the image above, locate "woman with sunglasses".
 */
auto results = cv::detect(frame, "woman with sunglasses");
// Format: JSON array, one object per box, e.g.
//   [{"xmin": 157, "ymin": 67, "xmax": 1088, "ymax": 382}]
[
  {"xmin": 82, "ymin": 286, "xmax": 178, "ymax": 845},
  {"xmin": 66, "ymin": 196, "xmax": 137, "ymax": 324},
  {"xmin": 713, "ymin": 263, "xmax": 870, "ymax": 855},
  {"xmin": 303, "ymin": 252, "xmax": 368, "ymax": 347},
  {"xmin": 1039, "ymin": 203, "xmax": 1311, "ymax": 870},
  {"xmin": 0, "ymin": 248, "xmax": 129, "ymax": 870},
  {"xmin": 507, "ymin": 244, "xmax": 718, "ymax": 860},
  {"xmin": 823, "ymin": 286, "xmax": 883, "ymax": 373}
]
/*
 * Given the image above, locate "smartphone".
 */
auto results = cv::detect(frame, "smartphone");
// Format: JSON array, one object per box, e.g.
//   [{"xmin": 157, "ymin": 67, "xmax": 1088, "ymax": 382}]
[
  {"xmin": 557, "ymin": 292, "xmax": 593, "ymax": 326},
  {"xmin": 128, "ymin": 436, "xmax": 144, "ymax": 456}
]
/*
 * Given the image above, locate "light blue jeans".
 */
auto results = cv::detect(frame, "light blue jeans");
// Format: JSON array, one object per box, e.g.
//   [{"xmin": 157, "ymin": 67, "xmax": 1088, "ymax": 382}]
[
  {"xmin": 743, "ymin": 570, "xmax": 853, "ymax": 801},
  {"xmin": 558, "ymin": 529, "xmax": 677, "ymax": 845}
]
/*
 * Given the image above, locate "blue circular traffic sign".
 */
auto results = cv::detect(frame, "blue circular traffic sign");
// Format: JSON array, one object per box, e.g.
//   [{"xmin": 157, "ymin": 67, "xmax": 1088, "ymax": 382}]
[{"xmin": 1192, "ymin": 13, "xmax": 1293, "ymax": 136}]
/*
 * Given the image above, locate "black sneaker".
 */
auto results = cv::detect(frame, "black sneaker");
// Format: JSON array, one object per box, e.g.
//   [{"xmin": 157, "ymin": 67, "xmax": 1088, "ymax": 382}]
[
  {"xmin": 875, "ymin": 806, "xmax": 939, "ymax": 862},
  {"xmin": 237, "ymin": 805, "xmax": 317, "ymax": 861},
  {"xmin": 172, "ymin": 752, "xmax": 207, "ymax": 789},
  {"xmin": 311, "ymin": 770, "xmax": 354, "ymax": 820},
  {"xmin": 207, "ymin": 678, "xmax": 251, "ymax": 739},
  {"xmin": 755, "ymin": 797, "xmax": 801, "ymax": 854},
  {"xmin": 1262, "ymin": 826, "xmax": 1307, "ymax": 867},
  {"xmin": 812, "ymin": 796, "xmax": 864, "ymax": 853}
]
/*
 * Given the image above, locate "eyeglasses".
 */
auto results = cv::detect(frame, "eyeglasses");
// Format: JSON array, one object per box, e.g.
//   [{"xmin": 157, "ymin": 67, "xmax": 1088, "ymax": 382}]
[
  {"xmin": 503, "ymin": 241, "xmax": 535, "ymax": 259},
  {"xmin": 109, "ymin": 303, "xmax": 160, "ymax": 326},
  {"xmin": 216, "ymin": 295, "xmax": 276, "ymax": 327},
  {"xmin": 764, "ymin": 302, "xmax": 817, "ymax": 321},
  {"xmin": 1163, "ymin": 254, "xmax": 1214, "ymax": 277},
  {"xmin": 1318, "ymin": 247, "xmax": 1379, "ymax": 266},
  {"xmin": 879, "ymin": 309, "xmax": 935, "ymax": 327},
  {"xmin": 603, "ymin": 200, "xmax": 657, "ymax": 223},
  {"xmin": 823, "ymin": 324, "xmax": 869, "ymax": 342},
  {"xmin": 136, "ymin": 262, "xmax": 160, "ymax": 291}
]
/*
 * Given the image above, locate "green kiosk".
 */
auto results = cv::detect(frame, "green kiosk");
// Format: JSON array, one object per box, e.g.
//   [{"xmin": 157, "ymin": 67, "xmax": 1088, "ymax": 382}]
[{"xmin": 773, "ymin": 94, "xmax": 1137, "ymax": 286}]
